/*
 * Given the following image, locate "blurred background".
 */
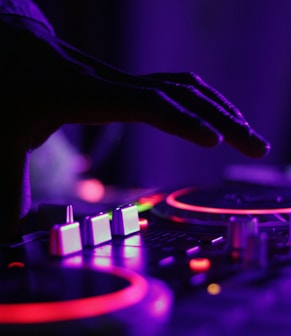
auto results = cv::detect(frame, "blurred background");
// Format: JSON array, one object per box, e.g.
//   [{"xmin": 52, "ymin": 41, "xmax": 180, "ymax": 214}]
[{"xmin": 30, "ymin": 0, "xmax": 291, "ymax": 205}]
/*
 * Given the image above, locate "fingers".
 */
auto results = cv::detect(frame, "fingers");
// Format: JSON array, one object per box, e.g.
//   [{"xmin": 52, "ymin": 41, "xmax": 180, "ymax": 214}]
[
  {"xmin": 138, "ymin": 72, "xmax": 271, "ymax": 158},
  {"xmin": 166, "ymin": 84, "xmax": 271, "ymax": 157},
  {"xmin": 51, "ymin": 40, "xmax": 271, "ymax": 157},
  {"xmin": 58, "ymin": 68, "xmax": 270, "ymax": 158},
  {"xmin": 136, "ymin": 89, "xmax": 224, "ymax": 148},
  {"xmin": 144, "ymin": 72, "xmax": 248, "ymax": 123}
]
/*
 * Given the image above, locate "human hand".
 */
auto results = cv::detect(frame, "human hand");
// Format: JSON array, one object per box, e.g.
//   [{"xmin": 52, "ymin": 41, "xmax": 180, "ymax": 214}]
[
  {"xmin": 133, "ymin": 71, "xmax": 270, "ymax": 158},
  {"xmin": 58, "ymin": 40, "xmax": 270, "ymax": 159}
]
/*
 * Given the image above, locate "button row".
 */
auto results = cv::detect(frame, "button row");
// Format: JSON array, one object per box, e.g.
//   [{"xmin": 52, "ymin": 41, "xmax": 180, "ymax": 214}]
[{"xmin": 48, "ymin": 203, "xmax": 140, "ymax": 256}]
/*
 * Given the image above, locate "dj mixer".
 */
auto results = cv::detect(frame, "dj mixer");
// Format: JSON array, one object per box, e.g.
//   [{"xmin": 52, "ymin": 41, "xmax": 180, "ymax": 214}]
[{"xmin": 2, "ymin": 180, "xmax": 291, "ymax": 335}]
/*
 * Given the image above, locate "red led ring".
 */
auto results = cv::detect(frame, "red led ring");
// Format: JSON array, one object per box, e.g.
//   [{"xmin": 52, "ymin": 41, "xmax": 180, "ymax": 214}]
[
  {"xmin": 167, "ymin": 187, "xmax": 291, "ymax": 215},
  {"xmin": 0, "ymin": 265, "xmax": 148, "ymax": 324}
]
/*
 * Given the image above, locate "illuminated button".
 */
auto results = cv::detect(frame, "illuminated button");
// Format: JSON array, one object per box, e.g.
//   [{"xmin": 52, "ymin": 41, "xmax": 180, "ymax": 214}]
[
  {"xmin": 189, "ymin": 258, "xmax": 211, "ymax": 272},
  {"xmin": 37, "ymin": 204, "xmax": 74, "ymax": 230},
  {"xmin": 111, "ymin": 204, "xmax": 140, "ymax": 236},
  {"xmin": 82, "ymin": 213, "xmax": 112, "ymax": 246},
  {"xmin": 186, "ymin": 246, "xmax": 200, "ymax": 256},
  {"xmin": 158, "ymin": 256, "xmax": 175, "ymax": 266},
  {"xmin": 207, "ymin": 283, "xmax": 221, "ymax": 295},
  {"xmin": 138, "ymin": 218, "xmax": 149, "ymax": 228},
  {"xmin": 211, "ymin": 236, "xmax": 224, "ymax": 244},
  {"xmin": 7, "ymin": 262, "xmax": 24, "ymax": 268},
  {"xmin": 190, "ymin": 273, "xmax": 207, "ymax": 286},
  {"xmin": 49, "ymin": 222, "xmax": 82, "ymax": 256}
]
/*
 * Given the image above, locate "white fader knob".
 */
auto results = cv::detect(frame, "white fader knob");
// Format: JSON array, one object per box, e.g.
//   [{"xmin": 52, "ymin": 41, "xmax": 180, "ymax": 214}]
[
  {"xmin": 111, "ymin": 203, "xmax": 140, "ymax": 236},
  {"xmin": 82, "ymin": 213, "xmax": 112, "ymax": 246},
  {"xmin": 50, "ymin": 222, "xmax": 82, "ymax": 257},
  {"xmin": 49, "ymin": 204, "xmax": 82, "ymax": 257}
]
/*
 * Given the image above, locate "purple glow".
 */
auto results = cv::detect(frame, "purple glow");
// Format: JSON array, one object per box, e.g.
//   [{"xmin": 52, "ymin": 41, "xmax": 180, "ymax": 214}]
[{"xmin": 151, "ymin": 295, "xmax": 172, "ymax": 317}]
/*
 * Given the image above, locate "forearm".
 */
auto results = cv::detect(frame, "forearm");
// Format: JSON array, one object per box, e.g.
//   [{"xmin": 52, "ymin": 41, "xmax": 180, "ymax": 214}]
[{"xmin": 0, "ymin": 139, "xmax": 31, "ymax": 244}]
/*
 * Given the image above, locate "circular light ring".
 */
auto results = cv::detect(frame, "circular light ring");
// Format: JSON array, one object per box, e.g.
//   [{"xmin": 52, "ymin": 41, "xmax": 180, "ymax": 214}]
[
  {"xmin": 0, "ymin": 265, "xmax": 148, "ymax": 324},
  {"xmin": 167, "ymin": 187, "xmax": 291, "ymax": 215}
]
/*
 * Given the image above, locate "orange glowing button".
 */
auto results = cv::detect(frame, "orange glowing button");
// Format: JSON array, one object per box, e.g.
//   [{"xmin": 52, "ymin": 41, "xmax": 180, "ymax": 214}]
[
  {"xmin": 189, "ymin": 258, "xmax": 211, "ymax": 272},
  {"xmin": 207, "ymin": 283, "xmax": 221, "ymax": 295}
]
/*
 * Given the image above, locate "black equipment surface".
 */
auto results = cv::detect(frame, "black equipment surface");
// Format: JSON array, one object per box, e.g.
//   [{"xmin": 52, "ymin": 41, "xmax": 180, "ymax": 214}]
[{"xmin": 2, "ymin": 182, "xmax": 291, "ymax": 335}]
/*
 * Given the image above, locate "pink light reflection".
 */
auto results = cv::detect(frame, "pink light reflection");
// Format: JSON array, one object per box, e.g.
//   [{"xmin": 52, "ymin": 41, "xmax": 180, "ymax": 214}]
[
  {"xmin": 75, "ymin": 178, "xmax": 105, "ymax": 203},
  {"xmin": 151, "ymin": 294, "xmax": 171, "ymax": 317},
  {"xmin": 119, "ymin": 244, "xmax": 145, "ymax": 271}
]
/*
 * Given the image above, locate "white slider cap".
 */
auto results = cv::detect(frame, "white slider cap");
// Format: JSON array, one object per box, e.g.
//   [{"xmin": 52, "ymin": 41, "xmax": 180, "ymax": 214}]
[
  {"xmin": 49, "ymin": 222, "xmax": 82, "ymax": 256},
  {"xmin": 82, "ymin": 212, "xmax": 112, "ymax": 246},
  {"xmin": 111, "ymin": 204, "xmax": 140, "ymax": 236}
]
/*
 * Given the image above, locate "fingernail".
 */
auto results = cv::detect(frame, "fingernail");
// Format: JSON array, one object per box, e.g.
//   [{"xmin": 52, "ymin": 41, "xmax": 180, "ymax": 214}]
[
  {"xmin": 249, "ymin": 132, "xmax": 271, "ymax": 158},
  {"xmin": 200, "ymin": 125, "xmax": 223, "ymax": 147}
]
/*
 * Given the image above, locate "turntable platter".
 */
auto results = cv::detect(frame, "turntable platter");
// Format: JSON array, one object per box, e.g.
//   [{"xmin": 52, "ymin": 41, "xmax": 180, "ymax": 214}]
[{"xmin": 151, "ymin": 184, "xmax": 291, "ymax": 227}]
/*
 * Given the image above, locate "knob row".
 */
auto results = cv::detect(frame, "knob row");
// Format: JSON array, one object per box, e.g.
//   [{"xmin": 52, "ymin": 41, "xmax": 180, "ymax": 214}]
[{"xmin": 47, "ymin": 203, "xmax": 140, "ymax": 257}]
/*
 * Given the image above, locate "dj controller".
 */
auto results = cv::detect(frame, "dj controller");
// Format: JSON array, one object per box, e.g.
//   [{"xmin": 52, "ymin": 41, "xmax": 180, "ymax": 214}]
[{"xmin": 2, "ymin": 178, "xmax": 291, "ymax": 335}]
